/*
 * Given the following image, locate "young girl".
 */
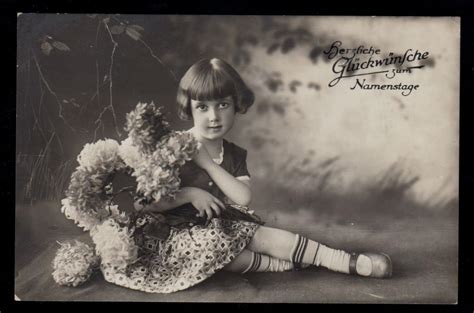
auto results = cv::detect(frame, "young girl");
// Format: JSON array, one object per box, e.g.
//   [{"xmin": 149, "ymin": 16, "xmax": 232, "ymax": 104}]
[{"xmin": 109, "ymin": 58, "xmax": 392, "ymax": 294}]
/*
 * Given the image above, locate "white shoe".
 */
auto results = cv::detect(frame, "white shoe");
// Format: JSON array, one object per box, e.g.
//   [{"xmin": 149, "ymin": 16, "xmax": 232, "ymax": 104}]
[{"xmin": 349, "ymin": 252, "xmax": 392, "ymax": 278}]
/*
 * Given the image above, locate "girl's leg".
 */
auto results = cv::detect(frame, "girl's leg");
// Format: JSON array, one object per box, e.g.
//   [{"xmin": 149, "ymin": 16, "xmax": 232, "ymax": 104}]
[
  {"xmin": 223, "ymin": 249, "xmax": 253, "ymax": 272},
  {"xmin": 247, "ymin": 225, "xmax": 373, "ymax": 275},
  {"xmin": 223, "ymin": 249, "xmax": 295, "ymax": 273},
  {"xmin": 246, "ymin": 225, "xmax": 297, "ymax": 260}
]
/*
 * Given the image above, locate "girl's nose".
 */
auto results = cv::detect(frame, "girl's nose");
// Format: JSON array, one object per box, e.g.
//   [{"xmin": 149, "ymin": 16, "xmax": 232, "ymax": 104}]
[{"xmin": 208, "ymin": 108, "xmax": 219, "ymax": 121}]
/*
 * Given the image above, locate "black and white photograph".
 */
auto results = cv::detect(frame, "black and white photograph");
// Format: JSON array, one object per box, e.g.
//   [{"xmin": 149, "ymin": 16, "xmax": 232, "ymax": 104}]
[{"xmin": 15, "ymin": 14, "xmax": 460, "ymax": 303}]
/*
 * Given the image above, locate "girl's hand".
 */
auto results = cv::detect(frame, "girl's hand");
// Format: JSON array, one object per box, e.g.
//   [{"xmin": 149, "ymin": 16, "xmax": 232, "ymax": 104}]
[
  {"xmin": 193, "ymin": 143, "xmax": 214, "ymax": 171},
  {"xmin": 133, "ymin": 199, "xmax": 145, "ymax": 212},
  {"xmin": 188, "ymin": 188, "xmax": 226, "ymax": 221},
  {"xmin": 134, "ymin": 198, "xmax": 155, "ymax": 212}
]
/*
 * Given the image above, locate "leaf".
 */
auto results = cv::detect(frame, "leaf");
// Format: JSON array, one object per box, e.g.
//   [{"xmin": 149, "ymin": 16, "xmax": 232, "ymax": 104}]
[
  {"xmin": 289, "ymin": 80, "xmax": 302, "ymax": 93},
  {"xmin": 250, "ymin": 135, "xmax": 268, "ymax": 149},
  {"xmin": 125, "ymin": 26, "xmax": 142, "ymax": 41},
  {"xmin": 52, "ymin": 41, "xmax": 71, "ymax": 51},
  {"xmin": 267, "ymin": 43, "xmax": 280, "ymax": 55},
  {"xmin": 281, "ymin": 38, "xmax": 296, "ymax": 54},
  {"xmin": 294, "ymin": 28, "xmax": 312, "ymax": 41},
  {"xmin": 246, "ymin": 35, "xmax": 258, "ymax": 45},
  {"xmin": 308, "ymin": 82, "xmax": 321, "ymax": 91},
  {"xmin": 239, "ymin": 50, "xmax": 251, "ymax": 66},
  {"xmin": 266, "ymin": 78, "xmax": 283, "ymax": 93},
  {"xmin": 309, "ymin": 46, "xmax": 323, "ymax": 63},
  {"xmin": 128, "ymin": 24, "xmax": 144, "ymax": 32},
  {"xmin": 257, "ymin": 102, "xmax": 270, "ymax": 115},
  {"xmin": 110, "ymin": 25, "xmax": 125, "ymax": 35},
  {"xmin": 232, "ymin": 53, "xmax": 241, "ymax": 67},
  {"xmin": 272, "ymin": 103, "xmax": 285, "ymax": 116},
  {"xmin": 40, "ymin": 41, "xmax": 53, "ymax": 56},
  {"xmin": 273, "ymin": 29, "xmax": 290, "ymax": 39}
]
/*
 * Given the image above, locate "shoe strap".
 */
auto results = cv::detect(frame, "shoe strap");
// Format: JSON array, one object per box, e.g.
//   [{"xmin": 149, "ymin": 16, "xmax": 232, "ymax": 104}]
[{"xmin": 349, "ymin": 253, "xmax": 359, "ymax": 275}]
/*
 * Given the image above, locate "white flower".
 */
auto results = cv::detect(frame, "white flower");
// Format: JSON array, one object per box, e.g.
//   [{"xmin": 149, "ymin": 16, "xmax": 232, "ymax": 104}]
[
  {"xmin": 61, "ymin": 198, "xmax": 100, "ymax": 232},
  {"xmin": 125, "ymin": 102, "xmax": 170, "ymax": 154},
  {"xmin": 90, "ymin": 218, "xmax": 138, "ymax": 270},
  {"xmin": 106, "ymin": 204, "xmax": 130, "ymax": 224},
  {"xmin": 52, "ymin": 240, "xmax": 100, "ymax": 287},
  {"xmin": 77, "ymin": 139, "xmax": 122, "ymax": 172},
  {"xmin": 118, "ymin": 137, "xmax": 142, "ymax": 169},
  {"xmin": 60, "ymin": 103, "xmax": 200, "ymax": 280},
  {"xmin": 158, "ymin": 131, "xmax": 199, "ymax": 167}
]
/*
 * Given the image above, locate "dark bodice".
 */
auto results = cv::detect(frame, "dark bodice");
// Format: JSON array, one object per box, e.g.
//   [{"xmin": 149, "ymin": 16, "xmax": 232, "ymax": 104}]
[
  {"xmin": 162, "ymin": 139, "xmax": 252, "ymax": 226},
  {"xmin": 177, "ymin": 139, "xmax": 250, "ymax": 201}
]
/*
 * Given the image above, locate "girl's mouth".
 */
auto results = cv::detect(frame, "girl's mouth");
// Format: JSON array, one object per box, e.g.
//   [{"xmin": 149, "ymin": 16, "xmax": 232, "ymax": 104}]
[{"xmin": 208, "ymin": 125, "xmax": 223, "ymax": 131}]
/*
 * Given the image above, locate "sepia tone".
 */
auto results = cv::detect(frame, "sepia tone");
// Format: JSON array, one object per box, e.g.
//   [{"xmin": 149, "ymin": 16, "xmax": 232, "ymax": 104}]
[{"xmin": 15, "ymin": 15, "xmax": 459, "ymax": 302}]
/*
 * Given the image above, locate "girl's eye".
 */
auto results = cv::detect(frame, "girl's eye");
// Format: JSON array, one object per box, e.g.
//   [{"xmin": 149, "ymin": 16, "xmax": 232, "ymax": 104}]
[
  {"xmin": 196, "ymin": 105, "xmax": 207, "ymax": 111},
  {"xmin": 219, "ymin": 102, "xmax": 229, "ymax": 109}
]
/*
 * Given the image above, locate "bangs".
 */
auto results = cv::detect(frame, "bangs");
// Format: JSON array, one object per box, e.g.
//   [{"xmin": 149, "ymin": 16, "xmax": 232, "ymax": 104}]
[
  {"xmin": 186, "ymin": 68, "xmax": 236, "ymax": 101},
  {"xmin": 177, "ymin": 58, "xmax": 255, "ymax": 120}
]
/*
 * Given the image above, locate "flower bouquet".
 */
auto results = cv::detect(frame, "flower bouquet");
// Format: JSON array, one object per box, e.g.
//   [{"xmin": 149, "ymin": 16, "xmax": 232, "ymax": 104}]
[{"xmin": 54, "ymin": 102, "xmax": 199, "ymax": 286}]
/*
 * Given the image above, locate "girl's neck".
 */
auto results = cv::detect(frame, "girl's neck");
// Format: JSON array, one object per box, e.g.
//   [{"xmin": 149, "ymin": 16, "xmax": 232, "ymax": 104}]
[
  {"xmin": 190, "ymin": 128, "xmax": 224, "ymax": 157},
  {"xmin": 202, "ymin": 138, "xmax": 223, "ymax": 155}
]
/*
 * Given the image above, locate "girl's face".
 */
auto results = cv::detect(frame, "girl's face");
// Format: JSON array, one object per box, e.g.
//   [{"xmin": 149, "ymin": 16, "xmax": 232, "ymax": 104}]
[{"xmin": 190, "ymin": 96, "xmax": 236, "ymax": 141}]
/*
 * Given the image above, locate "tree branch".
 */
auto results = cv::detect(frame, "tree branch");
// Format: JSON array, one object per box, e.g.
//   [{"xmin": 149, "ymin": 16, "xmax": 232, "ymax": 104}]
[
  {"xmin": 32, "ymin": 52, "xmax": 76, "ymax": 134},
  {"xmin": 95, "ymin": 19, "xmax": 102, "ymax": 109},
  {"xmin": 96, "ymin": 20, "xmax": 121, "ymax": 138},
  {"xmin": 138, "ymin": 38, "xmax": 177, "ymax": 82}
]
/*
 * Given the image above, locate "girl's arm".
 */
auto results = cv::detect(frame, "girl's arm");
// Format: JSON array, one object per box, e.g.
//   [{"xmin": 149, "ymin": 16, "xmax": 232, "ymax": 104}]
[
  {"xmin": 205, "ymin": 163, "xmax": 252, "ymax": 206},
  {"xmin": 136, "ymin": 187, "xmax": 195, "ymax": 213},
  {"xmin": 194, "ymin": 146, "xmax": 252, "ymax": 206},
  {"xmin": 135, "ymin": 186, "xmax": 226, "ymax": 220}
]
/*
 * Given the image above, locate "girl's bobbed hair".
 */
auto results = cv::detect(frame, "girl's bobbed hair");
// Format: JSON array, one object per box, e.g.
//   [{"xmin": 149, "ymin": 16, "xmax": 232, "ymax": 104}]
[{"xmin": 176, "ymin": 58, "xmax": 255, "ymax": 120}]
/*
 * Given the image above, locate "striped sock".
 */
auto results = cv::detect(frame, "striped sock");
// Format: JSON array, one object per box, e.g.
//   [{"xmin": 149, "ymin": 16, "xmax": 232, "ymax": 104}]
[
  {"xmin": 241, "ymin": 252, "xmax": 294, "ymax": 273},
  {"xmin": 290, "ymin": 234, "xmax": 351, "ymax": 274}
]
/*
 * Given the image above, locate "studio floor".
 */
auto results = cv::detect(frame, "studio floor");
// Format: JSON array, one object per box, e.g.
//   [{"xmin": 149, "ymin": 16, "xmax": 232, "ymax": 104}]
[{"xmin": 15, "ymin": 195, "xmax": 457, "ymax": 303}]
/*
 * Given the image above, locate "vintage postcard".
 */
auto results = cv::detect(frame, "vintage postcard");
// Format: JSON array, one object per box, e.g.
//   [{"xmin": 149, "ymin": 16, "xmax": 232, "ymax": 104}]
[{"xmin": 15, "ymin": 14, "xmax": 459, "ymax": 303}]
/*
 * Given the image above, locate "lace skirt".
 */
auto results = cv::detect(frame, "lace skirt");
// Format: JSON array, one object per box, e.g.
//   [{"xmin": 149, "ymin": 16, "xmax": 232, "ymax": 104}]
[{"xmin": 101, "ymin": 217, "xmax": 260, "ymax": 293}]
